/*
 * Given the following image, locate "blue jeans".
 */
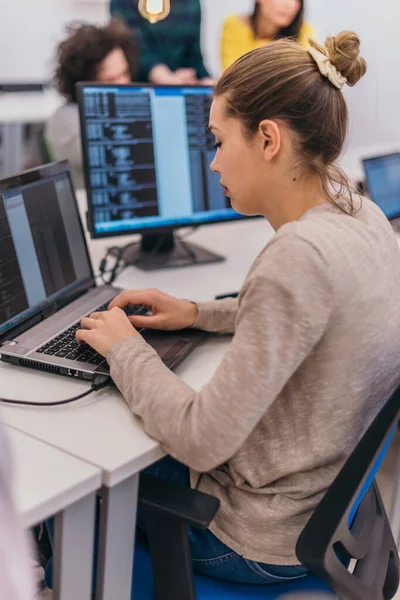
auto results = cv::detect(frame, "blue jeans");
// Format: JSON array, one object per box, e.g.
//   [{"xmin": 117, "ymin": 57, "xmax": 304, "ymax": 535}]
[
  {"xmin": 140, "ymin": 456, "xmax": 309, "ymax": 585},
  {"xmin": 46, "ymin": 458, "xmax": 309, "ymax": 588}
]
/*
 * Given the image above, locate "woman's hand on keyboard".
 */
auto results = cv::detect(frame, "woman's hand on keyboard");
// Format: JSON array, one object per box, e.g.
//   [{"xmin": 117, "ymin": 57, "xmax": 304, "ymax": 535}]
[
  {"xmin": 108, "ymin": 289, "xmax": 199, "ymax": 331},
  {"xmin": 76, "ymin": 307, "xmax": 140, "ymax": 357}
]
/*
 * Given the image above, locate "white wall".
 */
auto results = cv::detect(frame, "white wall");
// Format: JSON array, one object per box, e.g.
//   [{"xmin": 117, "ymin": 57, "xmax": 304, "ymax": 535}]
[
  {"xmin": 0, "ymin": 0, "xmax": 108, "ymax": 82},
  {"xmin": 0, "ymin": 0, "xmax": 68, "ymax": 82},
  {"xmin": 307, "ymin": 0, "xmax": 400, "ymax": 174},
  {"xmin": 0, "ymin": 0, "xmax": 399, "ymax": 169}
]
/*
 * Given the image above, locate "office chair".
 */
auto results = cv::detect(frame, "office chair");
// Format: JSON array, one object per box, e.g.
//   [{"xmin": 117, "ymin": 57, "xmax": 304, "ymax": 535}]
[{"xmin": 134, "ymin": 385, "xmax": 400, "ymax": 600}]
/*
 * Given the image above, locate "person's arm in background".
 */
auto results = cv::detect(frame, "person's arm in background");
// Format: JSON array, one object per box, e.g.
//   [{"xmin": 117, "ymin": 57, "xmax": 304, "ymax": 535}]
[
  {"xmin": 110, "ymin": 0, "xmax": 178, "ymax": 83},
  {"xmin": 190, "ymin": 33, "xmax": 213, "ymax": 83},
  {"xmin": 221, "ymin": 16, "xmax": 246, "ymax": 71},
  {"xmin": 183, "ymin": 0, "xmax": 214, "ymax": 84}
]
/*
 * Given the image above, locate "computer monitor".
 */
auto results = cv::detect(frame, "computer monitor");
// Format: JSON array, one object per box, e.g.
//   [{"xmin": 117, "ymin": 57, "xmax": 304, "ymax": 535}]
[
  {"xmin": 362, "ymin": 152, "xmax": 400, "ymax": 221},
  {"xmin": 77, "ymin": 83, "xmax": 256, "ymax": 270}
]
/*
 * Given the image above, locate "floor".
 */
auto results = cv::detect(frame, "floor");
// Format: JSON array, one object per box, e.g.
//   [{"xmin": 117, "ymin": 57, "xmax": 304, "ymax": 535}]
[{"xmin": 36, "ymin": 432, "xmax": 400, "ymax": 598}]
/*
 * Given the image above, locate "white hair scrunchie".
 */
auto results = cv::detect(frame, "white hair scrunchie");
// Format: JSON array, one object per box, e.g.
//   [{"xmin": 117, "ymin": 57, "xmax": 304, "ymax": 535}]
[{"xmin": 307, "ymin": 45, "xmax": 347, "ymax": 90}]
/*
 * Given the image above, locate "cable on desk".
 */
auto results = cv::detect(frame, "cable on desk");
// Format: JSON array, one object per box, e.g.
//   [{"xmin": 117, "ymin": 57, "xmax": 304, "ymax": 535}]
[
  {"xmin": 214, "ymin": 292, "xmax": 239, "ymax": 300},
  {"xmin": 97, "ymin": 227, "xmax": 200, "ymax": 285},
  {"xmin": 0, "ymin": 374, "xmax": 111, "ymax": 407}
]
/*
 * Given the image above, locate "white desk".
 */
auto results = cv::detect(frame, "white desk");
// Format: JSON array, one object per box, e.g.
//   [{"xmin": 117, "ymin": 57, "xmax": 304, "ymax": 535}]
[
  {"xmin": 5, "ymin": 425, "xmax": 101, "ymax": 600},
  {"xmin": 0, "ymin": 89, "xmax": 63, "ymax": 177},
  {"xmin": 0, "ymin": 204, "xmax": 271, "ymax": 599}
]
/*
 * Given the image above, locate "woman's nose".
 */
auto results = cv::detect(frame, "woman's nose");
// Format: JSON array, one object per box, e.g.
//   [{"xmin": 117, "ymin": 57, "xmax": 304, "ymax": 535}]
[{"xmin": 210, "ymin": 155, "xmax": 219, "ymax": 174}]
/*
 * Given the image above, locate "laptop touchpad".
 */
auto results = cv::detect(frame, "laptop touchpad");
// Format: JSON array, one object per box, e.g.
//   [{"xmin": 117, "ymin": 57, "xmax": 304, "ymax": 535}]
[{"xmin": 142, "ymin": 331, "xmax": 187, "ymax": 359}]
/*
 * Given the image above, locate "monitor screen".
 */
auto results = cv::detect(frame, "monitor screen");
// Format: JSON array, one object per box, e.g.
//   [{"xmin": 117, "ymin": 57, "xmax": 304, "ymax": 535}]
[
  {"xmin": 78, "ymin": 84, "xmax": 248, "ymax": 238},
  {"xmin": 362, "ymin": 153, "xmax": 400, "ymax": 220},
  {"xmin": 0, "ymin": 164, "xmax": 93, "ymax": 337}
]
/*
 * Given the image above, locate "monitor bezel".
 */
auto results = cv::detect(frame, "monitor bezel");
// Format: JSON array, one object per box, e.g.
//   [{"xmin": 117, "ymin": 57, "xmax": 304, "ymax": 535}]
[
  {"xmin": 362, "ymin": 151, "xmax": 400, "ymax": 221},
  {"xmin": 76, "ymin": 82, "xmax": 259, "ymax": 240}
]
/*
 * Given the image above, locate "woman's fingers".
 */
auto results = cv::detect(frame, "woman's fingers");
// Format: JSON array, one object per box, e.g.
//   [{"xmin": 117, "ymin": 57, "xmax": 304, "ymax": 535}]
[
  {"xmin": 76, "ymin": 328, "xmax": 92, "ymax": 344},
  {"xmin": 108, "ymin": 289, "xmax": 159, "ymax": 310},
  {"xmin": 80, "ymin": 317, "xmax": 98, "ymax": 330},
  {"xmin": 128, "ymin": 313, "xmax": 165, "ymax": 330}
]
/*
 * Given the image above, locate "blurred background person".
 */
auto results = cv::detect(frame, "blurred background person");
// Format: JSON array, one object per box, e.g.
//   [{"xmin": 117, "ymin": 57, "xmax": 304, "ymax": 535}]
[
  {"xmin": 221, "ymin": 0, "xmax": 314, "ymax": 71},
  {"xmin": 110, "ymin": 0, "xmax": 213, "ymax": 85},
  {"xmin": 0, "ymin": 422, "xmax": 34, "ymax": 600},
  {"xmin": 45, "ymin": 18, "xmax": 138, "ymax": 189}
]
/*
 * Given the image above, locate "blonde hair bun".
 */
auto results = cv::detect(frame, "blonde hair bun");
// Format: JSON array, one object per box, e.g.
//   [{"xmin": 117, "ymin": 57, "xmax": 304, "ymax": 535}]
[{"xmin": 309, "ymin": 31, "xmax": 367, "ymax": 87}]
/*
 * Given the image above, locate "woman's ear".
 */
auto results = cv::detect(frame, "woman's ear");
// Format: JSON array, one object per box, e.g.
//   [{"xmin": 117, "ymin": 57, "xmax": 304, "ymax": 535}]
[{"xmin": 258, "ymin": 120, "xmax": 281, "ymax": 163}]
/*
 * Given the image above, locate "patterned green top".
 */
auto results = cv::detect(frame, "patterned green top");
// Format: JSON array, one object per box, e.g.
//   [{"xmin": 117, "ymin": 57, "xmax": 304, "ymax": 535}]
[{"xmin": 110, "ymin": 0, "xmax": 210, "ymax": 81}]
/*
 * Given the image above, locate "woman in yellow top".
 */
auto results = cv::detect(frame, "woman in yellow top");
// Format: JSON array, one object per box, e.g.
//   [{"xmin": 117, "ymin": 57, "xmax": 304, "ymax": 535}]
[{"xmin": 221, "ymin": 0, "xmax": 314, "ymax": 70}]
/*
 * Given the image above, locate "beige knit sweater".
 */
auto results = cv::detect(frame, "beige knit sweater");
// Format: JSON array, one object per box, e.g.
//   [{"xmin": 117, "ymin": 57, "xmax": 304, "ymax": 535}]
[{"xmin": 108, "ymin": 198, "xmax": 400, "ymax": 564}]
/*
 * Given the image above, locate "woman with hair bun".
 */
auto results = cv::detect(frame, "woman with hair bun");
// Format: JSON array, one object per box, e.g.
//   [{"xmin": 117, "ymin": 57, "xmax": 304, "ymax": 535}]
[{"xmin": 77, "ymin": 31, "xmax": 400, "ymax": 586}]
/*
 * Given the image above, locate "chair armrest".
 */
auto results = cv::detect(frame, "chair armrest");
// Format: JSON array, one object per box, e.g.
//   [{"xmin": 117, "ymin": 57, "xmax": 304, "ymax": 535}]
[{"xmin": 139, "ymin": 473, "xmax": 220, "ymax": 529}]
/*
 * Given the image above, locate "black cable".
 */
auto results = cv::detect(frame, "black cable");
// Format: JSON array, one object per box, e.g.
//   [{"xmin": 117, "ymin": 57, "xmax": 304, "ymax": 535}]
[
  {"xmin": 214, "ymin": 292, "xmax": 239, "ymax": 300},
  {"xmin": 97, "ymin": 227, "xmax": 201, "ymax": 283},
  {"xmin": 98, "ymin": 246, "xmax": 126, "ymax": 285},
  {"xmin": 0, "ymin": 374, "xmax": 111, "ymax": 407}
]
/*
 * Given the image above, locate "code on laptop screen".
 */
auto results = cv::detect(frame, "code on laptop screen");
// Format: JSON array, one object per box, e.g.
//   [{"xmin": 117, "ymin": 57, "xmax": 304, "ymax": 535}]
[{"xmin": 0, "ymin": 172, "xmax": 92, "ymax": 336}]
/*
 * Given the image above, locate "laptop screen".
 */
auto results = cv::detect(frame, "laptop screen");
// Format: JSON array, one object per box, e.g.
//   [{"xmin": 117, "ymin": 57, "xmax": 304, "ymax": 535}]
[
  {"xmin": 362, "ymin": 153, "xmax": 400, "ymax": 220},
  {"xmin": 0, "ymin": 164, "xmax": 93, "ymax": 338}
]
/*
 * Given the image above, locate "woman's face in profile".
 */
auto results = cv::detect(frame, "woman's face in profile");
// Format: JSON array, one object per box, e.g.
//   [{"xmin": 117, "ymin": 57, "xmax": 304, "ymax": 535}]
[
  {"xmin": 96, "ymin": 47, "xmax": 131, "ymax": 85},
  {"xmin": 257, "ymin": 0, "xmax": 301, "ymax": 29},
  {"xmin": 208, "ymin": 96, "xmax": 269, "ymax": 217}
]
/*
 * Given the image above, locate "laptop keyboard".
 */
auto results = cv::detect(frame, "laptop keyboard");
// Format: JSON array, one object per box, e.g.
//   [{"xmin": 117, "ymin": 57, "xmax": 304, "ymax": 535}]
[{"xmin": 36, "ymin": 302, "xmax": 149, "ymax": 365}]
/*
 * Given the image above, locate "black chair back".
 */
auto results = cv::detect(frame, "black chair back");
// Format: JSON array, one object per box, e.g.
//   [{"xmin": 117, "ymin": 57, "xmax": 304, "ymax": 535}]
[{"xmin": 296, "ymin": 386, "xmax": 400, "ymax": 600}]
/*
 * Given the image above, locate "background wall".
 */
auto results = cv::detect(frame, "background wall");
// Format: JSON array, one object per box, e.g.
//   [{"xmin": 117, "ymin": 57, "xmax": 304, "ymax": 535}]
[
  {"xmin": 306, "ymin": 0, "xmax": 400, "ymax": 174},
  {"xmin": 0, "ymin": 0, "xmax": 108, "ymax": 82},
  {"xmin": 0, "ymin": 0, "xmax": 399, "ymax": 171}
]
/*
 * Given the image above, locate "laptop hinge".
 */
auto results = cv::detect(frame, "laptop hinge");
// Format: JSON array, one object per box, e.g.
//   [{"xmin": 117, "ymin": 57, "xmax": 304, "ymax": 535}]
[
  {"xmin": 41, "ymin": 302, "xmax": 57, "ymax": 319},
  {"xmin": 0, "ymin": 313, "xmax": 42, "ymax": 345},
  {"xmin": 0, "ymin": 281, "xmax": 97, "ymax": 346}
]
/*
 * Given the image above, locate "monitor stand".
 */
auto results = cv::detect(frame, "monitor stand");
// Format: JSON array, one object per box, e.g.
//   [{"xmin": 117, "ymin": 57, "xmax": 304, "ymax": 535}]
[{"xmin": 110, "ymin": 232, "xmax": 225, "ymax": 271}]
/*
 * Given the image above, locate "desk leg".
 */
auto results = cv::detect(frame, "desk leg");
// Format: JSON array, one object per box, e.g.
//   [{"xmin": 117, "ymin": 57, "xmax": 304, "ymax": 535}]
[
  {"xmin": 96, "ymin": 474, "xmax": 139, "ymax": 600},
  {"xmin": 390, "ymin": 448, "xmax": 400, "ymax": 547},
  {"xmin": 1, "ymin": 123, "xmax": 23, "ymax": 177},
  {"xmin": 52, "ymin": 492, "xmax": 97, "ymax": 600}
]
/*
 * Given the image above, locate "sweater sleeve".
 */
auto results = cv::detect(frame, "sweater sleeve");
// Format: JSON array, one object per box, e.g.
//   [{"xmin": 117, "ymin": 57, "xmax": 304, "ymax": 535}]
[
  {"xmin": 181, "ymin": 0, "xmax": 209, "ymax": 78},
  {"xmin": 188, "ymin": 35, "xmax": 210, "ymax": 79},
  {"xmin": 107, "ymin": 235, "xmax": 333, "ymax": 472},
  {"xmin": 193, "ymin": 298, "xmax": 238, "ymax": 333}
]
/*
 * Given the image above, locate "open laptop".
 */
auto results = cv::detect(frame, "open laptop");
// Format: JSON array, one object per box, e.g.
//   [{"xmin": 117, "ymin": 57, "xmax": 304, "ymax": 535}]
[
  {"xmin": 362, "ymin": 152, "xmax": 400, "ymax": 230},
  {"xmin": 0, "ymin": 161, "xmax": 203, "ymax": 382}
]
